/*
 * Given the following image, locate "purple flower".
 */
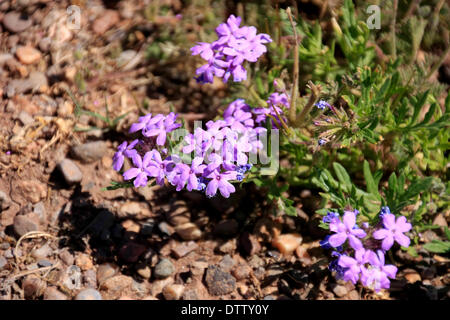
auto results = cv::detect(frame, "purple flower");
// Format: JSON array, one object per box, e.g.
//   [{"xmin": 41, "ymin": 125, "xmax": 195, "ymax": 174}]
[
  {"xmin": 145, "ymin": 151, "xmax": 176, "ymax": 186},
  {"xmin": 113, "ymin": 139, "xmax": 139, "ymax": 171},
  {"xmin": 315, "ymin": 100, "xmax": 331, "ymax": 110},
  {"xmin": 379, "ymin": 206, "xmax": 391, "ymax": 219},
  {"xmin": 122, "ymin": 153, "xmax": 153, "ymax": 188},
  {"xmin": 170, "ymin": 157, "xmax": 206, "ymax": 191},
  {"xmin": 373, "ymin": 213, "xmax": 412, "ymax": 250},
  {"xmin": 190, "ymin": 42, "xmax": 214, "ymax": 60},
  {"xmin": 318, "ymin": 138, "xmax": 326, "ymax": 146},
  {"xmin": 328, "ymin": 211, "xmax": 367, "ymax": 250},
  {"xmin": 338, "ymin": 249, "xmax": 371, "ymax": 284},
  {"xmin": 205, "ymin": 170, "xmax": 237, "ymax": 198},
  {"xmin": 142, "ymin": 112, "xmax": 181, "ymax": 145},
  {"xmin": 322, "ymin": 211, "xmax": 340, "ymax": 224},
  {"xmin": 361, "ymin": 250, "xmax": 397, "ymax": 292}
]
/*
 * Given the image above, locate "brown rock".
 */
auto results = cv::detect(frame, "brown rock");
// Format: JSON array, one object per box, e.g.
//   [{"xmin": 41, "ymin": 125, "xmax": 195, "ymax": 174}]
[
  {"xmin": 171, "ymin": 241, "xmax": 198, "ymax": 258},
  {"xmin": 175, "ymin": 223, "xmax": 202, "ymax": 241},
  {"xmin": 119, "ymin": 202, "xmax": 142, "ymax": 218},
  {"xmin": 58, "ymin": 159, "xmax": 82, "ymax": 185},
  {"xmin": 204, "ymin": 265, "xmax": 236, "ymax": 296},
  {"xmin": 23, "ymin": 275, "xmax": 46, "ymax": 299},
  {"xmin": 231, "ymin": 264, "xmax": 252, "ymax": 280},
  {"xmin": 97, "ymin": 263, "xmax": 117, "ymax": 285},
  {"xmin": 150, "ymin": 277, "xmax": 174, "ymax": 296},
  {"xmin": 59, "ymin": 249, "xmax": 74, "ymax": 265},
  {"xmin": 432, "ymin": 214, "xmax": 448, "ymax": 228},
  {"xmin": 347, "ymin": 290, "xmax": 360, "ymax": 300},
  {"xmin": 16, "ymin": 46, "xmax": 42, "ymax": 65},
  {"xmin": 239, "ymin": 232, "xmax": 261, "ymax": 256},
  {"xmin": 136, "ymin": 263, "xmax": 151, "ymax": 279},
  {"xmin": 121, "ymin": 219, "xmax": 141, "ymax": 233},
  {"xmin": 43, "ymin": 287, "xmax": 68, "ymax": 300},
  {"xmin": 75, "ymin": 253, "xmax": 93, "ymax": 271},
  {"xmin": 272, "ymin": 233, "xmax": 302, "ymax": 255},
  {"xmin": 404, "ymin": 269, "xmax": 422, "ymax": 283},
  {"xmin": 332, "ymin": 285, "xmax": 348, "ymax": 298},
  {"xmin": 13, "ymin": 214, "xmax": 40, "ymax": 237},
  {"xmin": 165, "ymin": 201, "xmax": 191, "ymax": 226},
  {"xmin": 92, "ymin": 10, "xmax": 119, "ymax": 35},
  {"xmin": 162, "ymin": 284, "xmax": 184, "ymax": 300},
  {"xmin": 100, "ymin": 275, "xmax": 133, "ymax": 295},
  {"xmin": 119, "ymin": 242, "xmax": 146, "ymax": 263},
  {"xmin": 17, "ymin": 180, "xmax": 47, "ymax": 204}
]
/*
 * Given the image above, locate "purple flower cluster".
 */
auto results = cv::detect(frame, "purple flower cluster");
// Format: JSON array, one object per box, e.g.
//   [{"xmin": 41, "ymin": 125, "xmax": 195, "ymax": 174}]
[
  {"xmin": 320, "ymin": 207, "xmax": 412, "ymax": 292},
  {"xmin": 190, "ymin": 15, "xmax": 272, "ymax": 84},
  {"xmin": 112, "ymin": 96, "xmax": 278, "ymax": 198},
  {"xmin": 254, "ymin": 92, "xmax": 290, "ymax": 128},
  {"xmin": 315, "ymin": 100, "xmax": 331, "ymax": 110}
]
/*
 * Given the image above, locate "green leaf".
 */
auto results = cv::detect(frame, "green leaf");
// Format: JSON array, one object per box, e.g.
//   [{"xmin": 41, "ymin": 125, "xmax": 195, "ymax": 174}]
[
  {"xmin": 423, "ymin": 240, "xmax": 450, "ymax": 253},
  {"xmin": 363, "ymin": 160, "xmax": 379, "ymax": 196},
  {"xmin": 333, "ymin": 162, "xmax": 352, "ymax": 191}
]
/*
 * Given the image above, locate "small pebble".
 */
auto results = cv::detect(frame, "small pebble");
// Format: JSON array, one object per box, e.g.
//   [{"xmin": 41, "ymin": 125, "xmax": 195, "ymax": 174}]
[
  {"xmin": 175, "ymin": 222, "xmax": 202, "ymax": 241},
  {"xmin": 37, "ymin": 259, "xmax": 53, "ymax": 267},
  {"xmin": 97, "ymin": 263, "xmax": 117, "ymax": 285},
  {"xmin": 154, "ymin": 258, "xmax": 175, "ymax": 279},
  {"xmin": 171, "ymin": 241, "xmax": 198, "ymax": 259},
  {"xmin": 75, "ymin": 289, "xmax": 102, "ymax": 300},
  {"xmin": 271, "ymin": 233, "xmax": 303, "ymax": 255},
  {"xmin": 3, "ymin": 12, "xmax": 32, "ymax": 33},
  {"xmin": 205, "ymin": 265, "xmax": 236, "ymax": 296},
  {"xmin": 71, "ymin": 141, "xmax": 107, "ymax": 163},
  {"xmin": 44, "ymin": 287, "xmax": 68, "ymax": 300},
  {"xmin": 16, "ymin": 46, "xmax": 42, "ymax": 65},
  {"xmin": 332, "ymin": 285, "xmax": 348, "ymax": 298},
  {"xmin": 0, "ymin": 256, "xmax": 7, "ymax": 269},
  {"xmin": 162, "ymin": 284, "xmax": 184, "ymax": 300},
  {"xmin": 13, "ymin": 215, "xmax": 40, "ymax": 237},
  {"xmin": 58, "ymin": 159, "xmax": 83, "ymax": 185}
]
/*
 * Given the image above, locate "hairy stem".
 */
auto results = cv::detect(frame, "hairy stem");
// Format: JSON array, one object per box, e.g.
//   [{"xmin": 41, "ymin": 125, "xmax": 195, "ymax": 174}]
[
  {"xmin": 286, "ymin": 7, "xmax": 299, "ymax": 124},
  {"xmin": 425, "ymin": 45, "xmax": 450, "ymax": 81},
  {"xmin": 294, "ymin": 81, "xmax": 320, "ymax": 127},
  {"xmin": 391, "ymin": 0, "xmax": 398, "ymax": 60}
]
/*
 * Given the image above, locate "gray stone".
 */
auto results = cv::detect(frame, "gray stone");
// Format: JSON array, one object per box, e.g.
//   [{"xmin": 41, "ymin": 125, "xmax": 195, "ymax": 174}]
[
  {"xmin": 31, "ymin": 244, "xmax": 51, "ymax": 259},
  {"xmin": 218, "ymin": 254, "xmax": 236, "ymax": 272},
  {"xmin": 37, "ymin": 259, "xmax": 53, "ymax": 267},
  {"xmin": 154, "ymin": 258, "xmax": 175, "ymax": 279},
  {"xmin": 83, "ymin": 269, "xmax": 97, "ymax": 288},
  {"xmin": 75, "ymin": 288, "xmax": 102, "ymax": 300},
  {"xmin": 71, "ymin": 141, "xmax": 107, "ymax": 163},
  {"xmin": 13, "ymin": 215, "xmax": 40, "ymax": 237},
  {"xmin": 62, "ymin": 265, "xmax": 82, "ymax": 290},
  {"xmin": 205, "ymin": 265, "xmax": 236, "ymax": 296},
  {"xmin": 3, "ymin": 12, "xmax": 32, "ymax": 33},
  {"xmin": 58, "ymin": 159, "xmax": 83, "ymax": 185},
  {"xmin": 0, "ymin": 256, "xmax": 7, "ymax": 269},
  {"xmin": 140, "ymin": 219, "xmax": 155, "ymax": 236}
]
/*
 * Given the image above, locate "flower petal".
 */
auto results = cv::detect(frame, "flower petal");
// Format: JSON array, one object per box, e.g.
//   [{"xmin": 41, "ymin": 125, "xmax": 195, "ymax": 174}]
[
  {"xmin": 394, "ymin": 232, "xmax": 411, "ymax": 248},
  {"xmin": 382, "ymin": 213, "xmax": 396, "ymax": 229},
  {"xmin": 381, "ymin": 234, "xmax": 394, "ymax": 251},
  {"xmin": 373, "ymin": 229, "xmax": 389, "ymax": 240},
  {"xmin": 328, "ymin": 233, "xmax": 347, "ymax": 248},
  {"xmin": 343, "ymin": 211, "xmax": 356, "ymax": 230}
]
